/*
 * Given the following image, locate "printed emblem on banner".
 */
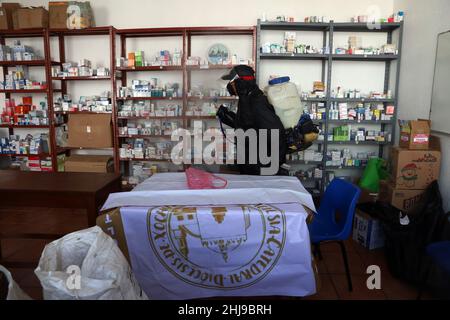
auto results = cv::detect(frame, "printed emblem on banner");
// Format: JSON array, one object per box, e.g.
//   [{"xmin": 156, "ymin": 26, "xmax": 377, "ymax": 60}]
[{"xmin": 147, "ymin": 204, "xmax": 286, "ymax": 290}]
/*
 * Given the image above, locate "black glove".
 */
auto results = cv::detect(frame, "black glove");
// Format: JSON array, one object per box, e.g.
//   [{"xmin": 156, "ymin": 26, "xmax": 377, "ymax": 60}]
[
  {"xmin": 299, "ymin": 121, "xmax": 319, "ymax": 134},
  {"xmin": 216, "ymin": 105, "xmax": 236, "ymax": 128}
]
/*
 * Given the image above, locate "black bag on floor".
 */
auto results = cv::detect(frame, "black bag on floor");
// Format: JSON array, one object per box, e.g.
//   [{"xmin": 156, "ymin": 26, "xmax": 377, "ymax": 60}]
[{"xmin": 377, "ymin": 181, "xmax": 449, "ymax": 289}]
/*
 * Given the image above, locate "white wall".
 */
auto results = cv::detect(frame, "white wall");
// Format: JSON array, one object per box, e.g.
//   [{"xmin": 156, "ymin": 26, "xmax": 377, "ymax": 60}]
[
  {"xmin": 394, "ymin": 0, "xmax": 450, "ymax": 211},
  {"xmin": 15, "ymin": 0, "xmax": 393, "ymax": 27},
  {"xmin": 10, "ymin": 0, "xmax": 395, "ymax": 89},
  {"xmin": 2, "ymin": 1, "xmax": 447, "ymax": 209},
  {"xmin": 1, "ymin": 0, "xmax": 395, "ymax": 167}
]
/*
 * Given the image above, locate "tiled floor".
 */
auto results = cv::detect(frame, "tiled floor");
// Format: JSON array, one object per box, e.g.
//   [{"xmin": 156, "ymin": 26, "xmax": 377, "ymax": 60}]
[
  {"xmin": 304, "ymin": 240, "xmax": 425, "ymax": 300},
  {"xmin": 0, "ymin": 207, "xmax": 433, "ymax": 300}
]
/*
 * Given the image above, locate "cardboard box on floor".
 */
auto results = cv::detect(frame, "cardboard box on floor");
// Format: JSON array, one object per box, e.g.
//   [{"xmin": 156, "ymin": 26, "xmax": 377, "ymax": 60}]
[
  {"xmin": 399, "ymin": 119, "xmax": 431, "ymax": 150},
  {"xmin": 0, "ymin": 3, "xmax": 20, "ymax": 30},
  {"xmin": 67, "ymin": 113, "xmax": 113, "ymax": 148},
  {"xmin": 49, "ymin": 2, "xmax": 68, "ymax": 29},
  {"xmin": 352, "ymin": 208, "xmax": 385, "ymax": 250},
  {"xmin": 390, "ymin": 135, "xmax": 441, "ymax": 190},
  {"xmin": 12, "ymin": 7, "xmax": 48, "ymax": 29},
  {"xmin": 97, "ymin": 208, "xmax": 131, "ymax": 262},
  {"xmin": 64, "ymin": 155, "xmax": 114, "ymax": 173}
]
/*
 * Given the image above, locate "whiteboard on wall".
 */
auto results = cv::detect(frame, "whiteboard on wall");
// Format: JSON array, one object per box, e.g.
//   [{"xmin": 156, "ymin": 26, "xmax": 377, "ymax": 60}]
[{"xmin": 430, "ymin": 31, "xmax": 450, "ymax": 134}]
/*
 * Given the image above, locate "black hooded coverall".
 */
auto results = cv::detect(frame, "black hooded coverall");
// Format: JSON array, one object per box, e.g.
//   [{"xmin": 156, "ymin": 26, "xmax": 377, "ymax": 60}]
[{"xmin": 217, "ymin": 79, "xmax": 287, "ymax": 175}]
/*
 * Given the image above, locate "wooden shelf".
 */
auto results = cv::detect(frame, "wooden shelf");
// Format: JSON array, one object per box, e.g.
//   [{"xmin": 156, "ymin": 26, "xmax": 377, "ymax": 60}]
[
  {"xmin": 116, "ymin": 27, "xmax": 185, "ymax": 38},
  {"xmin": 56, "ymin": 146, "xmax": 114, "ymax": 153},
  {"xmin": 0, "ymin": 89, "xmax": 48, "ymax": 93},
  {"xmin": 187, "ymin": 96, "xmax": 238, "ymax": 101},
  {"xmin": 118, "ymin": 134, "xmax": 172, "ymax": 139},
  {"xmin": 117, "ymin": 65, "xmax": 182, "ymax": 72},
  {"xmin": 0, "ymin": 124, "xmax": 50, "ymax": 129},
  {"xmin": 0, "ymin": 60, "xmax": 60, "ymax": 66},
  {"xmin": 186, "ymin": 64, "xmax": 252, "ymax": 70},
  {"xmin": 49, "ymin": 26, "xmax": 114, "ymax": 36},
  {"xmin": 186, "ymin": 116, "xmax": 217, "ymax": 120},
  {"xmin": 118, "ymin": 116, "xmax": 183, "ymax": 120},
  {"xmin": 0, "ymin": 28, "xmax": 46, "ymax": 38},
  {"xmin": 112, "ymin": 26, "xmax": 257, "ymax": 177},
  {"xmin": 52, "ymin": 76, "xmax": 111, "ymax": 81},
  {"xmin": 0, "ymin": 153, "xmax": 51, "ymax": 158},
  {"xmin": 117, "ymin": 112, "xmax": 217, "ymax": 120},
  {"xmin": 120, "ymin": 158, "xmax": 171, "ymax": 162},
  {"xmin": 54, "ymin": 111, "xmax": 112, "ymax": 115},
  {"xmin": 0, "ymin": 28, "xmax": 118, "ymax": 173},
  {"xmin": 1, "ymin": 28, "xmax": 112, "ymax": 38}
]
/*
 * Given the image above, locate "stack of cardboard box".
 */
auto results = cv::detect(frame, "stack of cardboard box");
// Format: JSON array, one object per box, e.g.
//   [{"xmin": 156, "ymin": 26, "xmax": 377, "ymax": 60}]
[
  {"xmin": 64, "ymin": 114, "xmax": 114, "ymax": 173},
  {"xmin": 0, "ymin": 2, "xmax": 95, "ymax": 30},
  {"xmin": 0, "ymin": 3, "xmax": 49, "ymax": 30},
  {"xmin": 0, "ymin": 3, "xmax": 20, "ymax": 30},
  {"xmin": 353, "ymin": 119, "xmax": 441, "ymax": 250},
  {"xmin": 382, "ymin": 119, "xmax": 441, "ymax": 212}
]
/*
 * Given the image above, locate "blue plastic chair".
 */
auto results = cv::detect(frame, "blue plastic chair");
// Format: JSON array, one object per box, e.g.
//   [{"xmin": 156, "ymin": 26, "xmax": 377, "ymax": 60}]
[
  {"xmin": 308, "ymin": 178, "xmax": 361, "ymax": 291},
  {"xmin": 418, "ymin": 240, "xmax": 450, "ymax": 299},
  {"xmin": 427, "ymin": 241, "xmax": 450, "ymax": 275}
]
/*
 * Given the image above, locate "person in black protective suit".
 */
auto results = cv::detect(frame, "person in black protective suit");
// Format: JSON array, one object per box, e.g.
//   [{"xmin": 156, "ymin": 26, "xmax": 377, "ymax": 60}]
[{"xmin": 217, "ymin": 65, "xmax": 288, "ymax": 175}]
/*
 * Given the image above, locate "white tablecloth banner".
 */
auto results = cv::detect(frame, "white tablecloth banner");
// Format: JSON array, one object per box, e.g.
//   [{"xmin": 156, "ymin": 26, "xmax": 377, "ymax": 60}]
[
  {"xmin": 120, "ymin": 202, "xmax": 316, "ymax": 300},
  {"xmin": 102, "ymin": 173, "xmax": 317, "ymax": 213}
]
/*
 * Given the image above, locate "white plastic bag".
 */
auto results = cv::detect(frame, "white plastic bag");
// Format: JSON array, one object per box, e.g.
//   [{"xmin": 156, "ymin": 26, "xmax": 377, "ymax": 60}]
[
  {"xmin": 34, "ymin": 226, "xmax": 148, "ymax": 300},
  {"xmin": 0, "ymin": 265, "xmax": 32, "ymax": 300}
]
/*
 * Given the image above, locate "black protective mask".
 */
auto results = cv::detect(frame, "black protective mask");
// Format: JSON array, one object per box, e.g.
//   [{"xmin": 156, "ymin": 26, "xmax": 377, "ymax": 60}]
[
  {"xmin": 227, "ymin": 78, "xmax": 257, "ymax": 97},
  {"xmin": 226, "ymin": 81, "xmax": 236, "ymax": 96}
]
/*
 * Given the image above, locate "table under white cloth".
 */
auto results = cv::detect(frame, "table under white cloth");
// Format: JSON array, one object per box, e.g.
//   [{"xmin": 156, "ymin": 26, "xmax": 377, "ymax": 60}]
[
  {"xmin": 101, "ymin": 173, "xmax": 317, "ymax": 299},
  {"xmin": 102, "ymin": 172, "xmax": 316, "ymax": 212}
]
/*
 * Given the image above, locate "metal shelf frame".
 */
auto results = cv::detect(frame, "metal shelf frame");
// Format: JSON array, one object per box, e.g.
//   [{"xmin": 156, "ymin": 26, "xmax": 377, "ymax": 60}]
[
  {"xmin": 256, "ymin": 19, "xmax": 404, "ymax": 193},
  {"xmin": 1, "ymin": 21, "xmax": 403, "ymax": 181}
]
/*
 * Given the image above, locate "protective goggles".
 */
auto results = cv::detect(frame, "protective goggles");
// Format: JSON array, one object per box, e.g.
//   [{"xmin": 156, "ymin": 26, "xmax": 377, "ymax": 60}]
[{"xmin": 229, "ymin": 74, "xmax": 255, "ymax": 83}]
